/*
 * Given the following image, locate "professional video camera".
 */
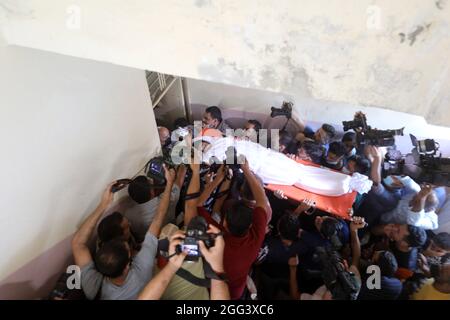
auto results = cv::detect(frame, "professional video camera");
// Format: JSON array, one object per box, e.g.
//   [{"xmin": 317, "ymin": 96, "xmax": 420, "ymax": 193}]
[
  {"xmin": 271, "ymin": 101, "xmax": 293, "ymax": 119},
  {"xmin": 401, "ymin": 134, "xmax": 450, "ymax": 186},
  {"xmin": 270, "ymin": 101, "xmax": 293, "ymax": 131},
  {"xmin": 145, "ymin": 155, "xmax": 176, "ymax": 187},
  {"xmin": 205, "ymin": 146, "xmax": 243, "ymax": 180},
  {"xmin": 342, "ymin": 112, "xmax": 404, "ymax": 148},
  {"xmin": 178, "ymin": 216, "xmax": 215, "ymax": 262},
  {"xmin": 314, "ymin": 246, "xmax": 360, "ymax": 300}
]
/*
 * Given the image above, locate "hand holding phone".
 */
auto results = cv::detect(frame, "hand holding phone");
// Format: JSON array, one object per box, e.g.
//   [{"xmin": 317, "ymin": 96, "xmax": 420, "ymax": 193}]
[{"xmin": 111, "ymin": 179, "xmax": 133, "ymax": 193}]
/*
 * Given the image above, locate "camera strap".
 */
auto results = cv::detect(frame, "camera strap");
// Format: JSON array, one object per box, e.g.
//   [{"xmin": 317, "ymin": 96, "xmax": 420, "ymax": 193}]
[
  {"xmin": 176, "ymin": 267, "xmax": 211, "ymax": 288},
  {"xmin": 174, "ymin": 258, "xmax": 223, "ymax": 288},
  {"xmin": 185, "ymin": 192, "xmax": 201, "ymax": 201},
  {"xmin": 158, "ymin": 239, "xmax": 223, "ymax": 288}
]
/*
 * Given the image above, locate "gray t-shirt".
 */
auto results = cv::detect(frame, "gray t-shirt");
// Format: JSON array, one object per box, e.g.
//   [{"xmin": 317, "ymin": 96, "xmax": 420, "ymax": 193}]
[
  {"xmin": 81, "ymin": 232, "xmax": 158, "ymax": 300},
  {"xmin": 122, "ymin": 185, "xmax": 180, "ymax": 242}
]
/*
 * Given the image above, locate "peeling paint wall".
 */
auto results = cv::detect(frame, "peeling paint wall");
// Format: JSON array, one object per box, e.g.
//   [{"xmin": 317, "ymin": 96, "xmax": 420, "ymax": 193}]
[{"xmin": 1, "ymin": 0, "xmax": 449, "ymax": 127}]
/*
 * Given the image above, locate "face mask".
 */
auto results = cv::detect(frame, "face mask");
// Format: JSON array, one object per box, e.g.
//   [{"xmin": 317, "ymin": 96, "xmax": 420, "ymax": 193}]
[
  {"xmin": 348, "ymin": 148, "xmax": 356, "ymax": 157},
  {"xmin": 399, "ymin": 176, "xmax": 421, "ymax": 193},
  {"xmin": 326, "ymin": 159, "xmax": 340, "ymax": 166},
  {"xmin": 341, "ymin": 166, "xmax": 352, "ymax": 174},
  {"xmin": 383, "ymin": 176, "xmax": 395, "ymax": 187}
]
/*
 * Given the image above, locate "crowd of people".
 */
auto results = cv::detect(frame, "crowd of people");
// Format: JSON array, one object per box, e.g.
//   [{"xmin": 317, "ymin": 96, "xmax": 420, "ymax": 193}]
[{"xmin": 51, "ymin": 106, "xmax": 450, "ymax": 300}]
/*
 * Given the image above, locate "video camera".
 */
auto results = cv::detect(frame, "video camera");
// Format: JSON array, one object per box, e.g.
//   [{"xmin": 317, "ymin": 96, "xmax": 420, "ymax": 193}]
[
  {"xmin": 206, "ymin": 147, "xmax": 243, "ymax": 180},
  {"xmin": 314, "ymin": 246, "xmax": 360, "ymax": 300},
  {"xmin": 402, "ymin": 134, "xmax": 450, "ymax": 186},
  {"xmin": 342, "ymin": 112, "xmax": 404, "ymax": 148},
  {"xmin": 145, "ymin": 155, "xmax": 176, "ymax": 187},
  {"xmin": 270, "ymin": 101, "xmax": 293, "ymax": 119},
  {"xmin": 178, "ymin": 216, "xmax": 215, "ymax": 262}
]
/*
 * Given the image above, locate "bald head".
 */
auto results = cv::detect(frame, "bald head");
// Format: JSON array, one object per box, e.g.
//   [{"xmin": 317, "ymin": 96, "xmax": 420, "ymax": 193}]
[{"xmin": 158, "ymin": 126, "xmax": 170, "ymax": 145}]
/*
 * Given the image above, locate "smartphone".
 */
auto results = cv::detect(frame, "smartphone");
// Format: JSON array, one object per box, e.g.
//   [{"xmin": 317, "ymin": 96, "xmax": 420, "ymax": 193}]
[{"xmin": 111, "ymin": 179, "xmax": 132, "ymax": 193}]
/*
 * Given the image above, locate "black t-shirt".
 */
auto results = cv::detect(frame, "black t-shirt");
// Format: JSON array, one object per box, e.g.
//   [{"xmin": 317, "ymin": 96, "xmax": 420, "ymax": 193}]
[
  {"xmin": 358, "ymin": 276, "xmax": 402, "ymax": 300},
  {"xmin": 391, "ymin": 244, "xmax": 419, "ymax": 271}
]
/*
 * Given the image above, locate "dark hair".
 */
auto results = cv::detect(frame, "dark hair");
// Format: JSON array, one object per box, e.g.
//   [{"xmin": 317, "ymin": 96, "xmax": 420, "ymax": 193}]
[
  {"xmin": 278, "ymin": 214, "xmax": 300, "ymax": 241},
  {"xmin": 173, "ymin": 117, "xmax": 189, "ymax": 129},
  {"xmin": 225, "ymin": 200, "xmax": 253, "ymax": 237},
  {"xmin": 300, "ymin": 140, "xmax": 324, "ymax": 164},
  {"xmin": 205, "ymin": 106, "xmax": 222, "ymax": 122},
  {"xmin": 279, "ymin": 131, "xmax": 295, "ymax": 154},
  {"xmin": 94, "ymin": 239, "xmax": 130, "ymax": 278},
  {"xmin": 347, "ymin": 155, "xmax": 370, "ymax": 175},
  {"xmin": 434, "ymin": 232, "xmax": 450, "ymax": 251},
  {"xmin": 328, "ymin": 141, "xmax": 347, "ymax": 158},
  {"xmin": 128, "ymin": 175, "xmax": 151, "ymax": 204},
  {"xmin": 48, "ymin": 271, "xmax": 85, "ymax": 300},
  {"xmin": 240, "ymin": 180, "xmax": 254, "ymax": 201},
  {"xmin": 377, "ymin": 251, "xmax": 398, "ymax": 277},
  {"xmin": 342, "ymin": 131, "xmax": 356, "ymax": 143},
  {"xmin": 321, "ymin": 124, "xmax": 336, "ymax": 139},
  {"xmin": 97, "ymin": 212, "xmax": 125, "ymax": 245},
  {"xmin": 247, "ymin": 119, "xmax": 262, "ymax": 131},
  {"xmin": 240, "ymin": 175, "xmax": 263, "ymax": 201},
  {"xmin": 320, "ymin": 217, "xmax": 340, "ymax": 237},
  {"xmin": 405, "ymin": 225, "xmax": 427, "ymax": 247},
  {"xmin": 320, "ymin": 217, "xmax": 348, "ymax": 249}
]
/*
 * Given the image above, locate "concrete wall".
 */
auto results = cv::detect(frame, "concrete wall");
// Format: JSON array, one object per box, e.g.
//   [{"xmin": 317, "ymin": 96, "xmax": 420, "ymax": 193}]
[
  {"xmin": 0, "ymin": 42, "xmax": 159, "ymax": 293},
  {"xmin": 1, "ymin": 0, "xmax": 449, "ymax": 126}
]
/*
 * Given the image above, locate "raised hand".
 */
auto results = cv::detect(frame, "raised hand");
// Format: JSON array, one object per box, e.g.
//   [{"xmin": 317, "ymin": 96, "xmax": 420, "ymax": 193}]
[
  {"xmin": 198, "ymin": 224, "xmax": 225, "ymax": 273},
  {"xmin": 101, "ymin": 181, "xmax": 116, "ymax": 207},
  {"xmin": 294, "ymin": 198, "xmax": 316, "ymax": 215},
  {"xmin": 288, "ymin": 255, "xmax": 299, "ymax": 268},
  {"xmin": 350, "ymin": 216, "xmax": 367, "ymax": 231},
  {"xmin": 274, "ymin": 189, "xmax": 288, "ymax": 200},
  {"xmin": 167, "ymin": 231, "xmax": 188, "ymax": 271},
  {"xmin": 163, "ymin": 164, "xmax": 176, "ymax": 185}
]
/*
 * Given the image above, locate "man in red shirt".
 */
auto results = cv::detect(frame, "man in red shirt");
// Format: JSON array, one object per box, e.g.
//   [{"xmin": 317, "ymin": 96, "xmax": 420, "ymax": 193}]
[{"xmin": 185, "ymin": 156, "xmax": 270, "ymax": 299}]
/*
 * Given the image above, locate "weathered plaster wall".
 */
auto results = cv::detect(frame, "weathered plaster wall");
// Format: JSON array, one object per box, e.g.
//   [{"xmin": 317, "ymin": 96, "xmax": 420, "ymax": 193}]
[{"xmin": 1, "ymin": 0, "xmax": 449, "ymax": 126}]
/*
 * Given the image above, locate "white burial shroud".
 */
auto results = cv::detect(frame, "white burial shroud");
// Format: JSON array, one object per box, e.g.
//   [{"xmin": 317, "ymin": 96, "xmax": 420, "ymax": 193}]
[{"xmin": 200, "ymin": 136, "xmax": 373, "ymax": 197}]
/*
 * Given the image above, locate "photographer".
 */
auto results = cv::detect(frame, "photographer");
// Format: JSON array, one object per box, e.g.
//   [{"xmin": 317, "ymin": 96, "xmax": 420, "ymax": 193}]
[
  {"xmin": 186, "ymin": 154, "xmax": 270, "ymax": 299},
  {"xmin": 257, "ymin": 213, "xmax": 303, "ymax": 300},
  {"xmin": 355, "ymin": 146, "xmax": 411, "ymax": 227},
  {"xmin": 285, "ymin": 201, "xmax": 353, "ymax": 293},
  {"xmin": 72, "ymin": 165, "xmax": 176, "ymax": 300},
  {"xmin": 138, "ymin": 225, "xmax": 230, "ymax": 300},
  {"xmin": 358, "ymin": 250, "xmax": 403, "ymax": 300},
  {"xmin": 120, "ymin": 165, "xmax": 186, "ymax": 243},
  {"xmin": 288, "ymin": 217, "xmax": 365, "ymax": 300}
]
